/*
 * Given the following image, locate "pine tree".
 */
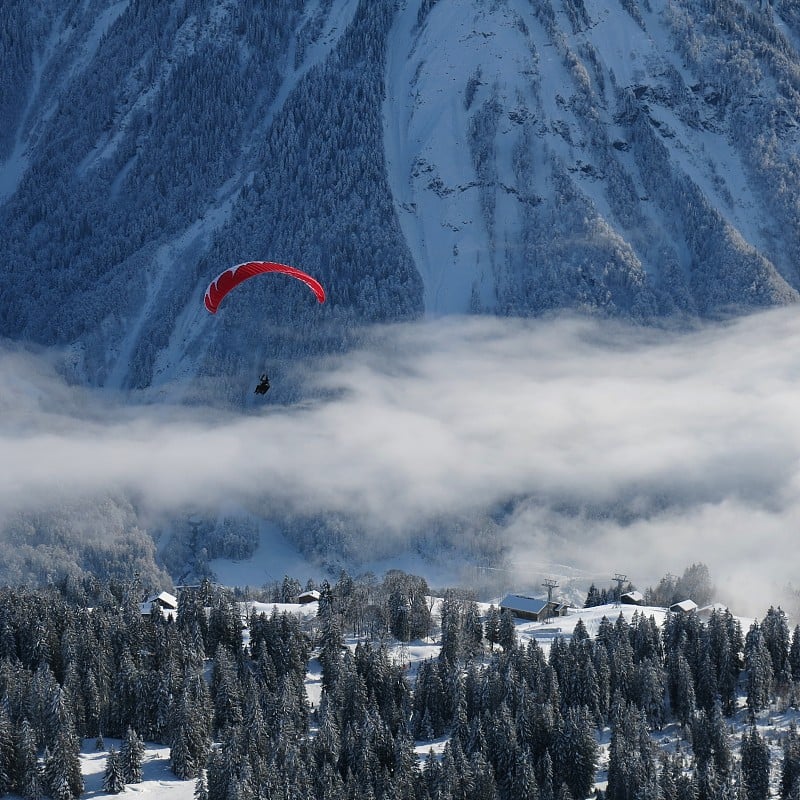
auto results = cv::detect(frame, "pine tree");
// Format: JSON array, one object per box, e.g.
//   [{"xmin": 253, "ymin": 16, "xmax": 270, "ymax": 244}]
[
  {"xmin": 674, "ymin": 770, "xmax": 697, "ymax": 800},
  {"xmin": 782, "ymin": 723, "xmax": 800, "ymax": 800},
  {"xmin": 574, "ymin": 642, "xmax": 603, "ymax": 725},
  {"xmin": 695, "ymin": 760, "xmax": 720, "ymax": 800},
  {"xmin": 448, "ymin": 674, "xmax": 468, "ymax": 751},
  {"xmin": 606, "ymin": 701, "xmax": 657, "ymax": 800},
  {"xmin": 538, "ymin": 749, "xmax": 556, "ymax": 800},
  {"xmin": 584, "ymin": 584, "xmax": 603, "ymax": 608},
  {"xmin": 741, "ymin": 726, "xmax": 770, "ymax": 800},
  {"xmin": 422, "ymin": 748, "xmax": 442, "ymax": 799},
  {"xmin": 465, "ymin": 714, "xmax": 487, "ymax": 758},
  {"xmin": 313, "ymin": 697, "xmax": 342, "ymax": 773},
  {"xmin": 119, "ymin": 726, "xmax": 144, "ymax": 784},
  {"xmin": 211, "ymin": 645, "xmax": 243, "ymax": 733},
  {"xmin": 110, "ymin": 651, "xmax": 139, "ymax": 737},
  {"xmin": 632, "ymin": 657, "xmax": 666, "ymax": 730},
  {"xmin": 441, "ymin": 737, "xmax": 475, "ymax": 800},
  {"xmin": 204, "ymin": 745, "xmax": 229, "ymax": 800},
  {"xmin": 745, "ymin": 623, "xmax": 773, "ymax": 716},
  {"xmin": 408, "ymin": 586, "xmax": 433, "ymax": 641},
  {"xmin": 281, "ymin": 575, "xmax": 302, "ymax": 603},
  {"xmin": 177, "ymin": 591, "xmax": 208, "ymax": 659},
  {"xmin": 593, "ymin": 643, "xmax": 612, "ymax": 723},
  {"xmin": 169, "ymin": 729, "xmax": 195, "ymax": 782},
  {"xmin": 103, "ymin": 748, "xmax": 126, "ymax": 794},
  {"xmin": 206, "ymin": 594, "xmax": 242, "ymax": 656},
  {"xmin": 667, "ymin": 650, "xmax": 696, "ymax": 727},
  {"xmin": 659, "ymin": 754, "xmax": 680, "ymax": 800},
  {"xmin": 42, "ymin": 723, "xmax": 83, "ymax": 800},
  {"xmin": 557, "ymin": 706, "xmax": 597, "ymax": 800},
  {"xmin": 705, "ymin": 610, "xmax": 741, "ymax": 718},
  {"xmin": 206, "ymin": 727, "xmax": 252, "ymax": 800},
  {"xmin": 695, "ymin": 648, "xmax": 719, "ymax": 714},
  {"xmin": 15, "ymin": 718, "xmax": 43, "ymax": 800},
  {"xmin": 485, "ymin": 605, "xmax": 501, "ymax": 651},
  {"xmin": 499, "ymin": 608, "xmax": 517, "ymax": 652},
  {"xmin": 314, "ymin": 762, "xmax": 345, "ymax": 800},
  {"xmin": 486, "ymin": 702, "xmax": 517, "ymax": 797},
  {"xmin": 461, "ymin": 599, "xmax": 484, "ymax": 658},
  {"xmin": 168, "ymin": 667, "xmax": 212, "ymax": 780},
  {"xmin": 410, "ymin": 659, "xmax": 447, "ymax": 739},
  {"xmin": 708, "ymin": 701, "xmax": 732, "ymax": 780},
  {"xmin": 318, "ymin": 607, "xmax": 344, "ymax": 693},
  {"xmin": 438, "ymin": 590, "xmax": 462, "ymax": 664},
  {"xmin": 471, "ymin": 750, "xmax": 500, "ymax": 800},
  {"xmin": 790, "ymin": 626, "xmax": 800, "ymax": 683},
  {"xmin": 169, "ymin": 692, "xmax": 199, "ymax": 780},
  {"xmin": 391, "ymin": 598, "xmax": 412, "ymax": 644},
  {"xmin": 762, "ymin": 606, "xmax": 791, "ymax": 690},
  {"xmin": 609, "ymin": 615, "xmax": 635, "ymax": 703},
  {"xmin": 0, "ymin": 705, "xmax": 14, "ymax": 795},
  {"xmin": 512, "ymin": 749, "xmax": 540, "ymax": 800},
  {"xmin": 194, "ymin": 771, "xmax": 209, "ymax": 800},
  {"xmin": 43, "ymin": 745, "xmax": 72, "ymax": 800}
]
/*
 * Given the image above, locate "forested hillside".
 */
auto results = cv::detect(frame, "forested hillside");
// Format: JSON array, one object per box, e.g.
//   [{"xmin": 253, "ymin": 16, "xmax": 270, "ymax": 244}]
[
  {"xmin": 2, "ymin": 573, "xmax": 800, "ymax": 799},
  {"xmin": 1, "ymin": 0, "xmax": 799, "ymax": 396}
]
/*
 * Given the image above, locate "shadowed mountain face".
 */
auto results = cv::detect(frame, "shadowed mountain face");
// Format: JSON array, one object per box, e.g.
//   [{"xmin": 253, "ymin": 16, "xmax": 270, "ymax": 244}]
[{"xmin": 1, "ymin": 0, "xmax": 799, "ymax": 394}]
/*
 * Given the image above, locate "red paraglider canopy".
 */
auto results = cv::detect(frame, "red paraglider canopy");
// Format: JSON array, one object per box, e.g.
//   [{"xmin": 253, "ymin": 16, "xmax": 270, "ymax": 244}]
[{"xmin": 204, "ymin": 261, "xmax": 326, "ymax": 314}]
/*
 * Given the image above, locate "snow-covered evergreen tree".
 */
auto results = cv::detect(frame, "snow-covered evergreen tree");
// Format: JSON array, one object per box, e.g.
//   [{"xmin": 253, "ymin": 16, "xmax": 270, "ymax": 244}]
[
  {"xmin": 119, "ymin": 727, "xmax": 144, "ymax": 784},
  {"xmin": 740, "ymin": 726, "xmax": 770, "ymax": 800},
  {"xmin": 102, "ymin": 748, "xmax": 126, "ymax": 795}
]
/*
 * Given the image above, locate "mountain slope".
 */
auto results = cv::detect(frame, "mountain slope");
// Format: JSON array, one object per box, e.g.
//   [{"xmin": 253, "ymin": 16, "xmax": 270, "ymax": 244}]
[{"xmin": 1, "ymin": 0, "xmax": 799, "ymax": 395}]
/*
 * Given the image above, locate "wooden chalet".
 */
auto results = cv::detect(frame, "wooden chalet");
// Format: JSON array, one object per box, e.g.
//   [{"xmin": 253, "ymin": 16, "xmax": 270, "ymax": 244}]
[
  {"xmin": 140, "ymin": 591, "xmax": 178, "ymax": 621},
  {"xmin": 620, "ymin": 590, "xmax": 644, "ymax": 605},
  {"xmin": 669, "ymin": 599, "xmax": 698, "ymax": 614},
  {"xmin": 499, "ymin": 594, "xmax": 569, "ymax": 622}
]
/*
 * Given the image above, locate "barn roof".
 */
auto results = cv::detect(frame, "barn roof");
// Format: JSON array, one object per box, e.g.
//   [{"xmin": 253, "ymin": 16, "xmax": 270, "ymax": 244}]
[
  {"xmin": 499, "ymin": 594, "xmax": 549, "ymax": 614},
  {"xmin": 670, "ymin": 599, "xmax": 698, "ymax": 613},
  {"xmin": 145, "ymin": 591, "xmax": 178, "ymax": 609}
]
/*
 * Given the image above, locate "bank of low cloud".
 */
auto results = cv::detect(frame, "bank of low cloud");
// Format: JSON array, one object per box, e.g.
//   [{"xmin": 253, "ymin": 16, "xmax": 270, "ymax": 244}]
[{"xmin": 1, "ymin": 308, "xmax": 798, "ymax": 610}]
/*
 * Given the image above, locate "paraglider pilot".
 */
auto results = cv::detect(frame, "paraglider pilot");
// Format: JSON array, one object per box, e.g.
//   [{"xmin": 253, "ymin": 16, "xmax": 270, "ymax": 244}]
[{"xmin": 254, "ymin": 373, "xmax": 270, "ymax": 395}]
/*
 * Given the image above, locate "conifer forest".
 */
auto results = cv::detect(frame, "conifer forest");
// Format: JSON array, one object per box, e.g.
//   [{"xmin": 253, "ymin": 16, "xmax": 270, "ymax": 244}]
[{"xmin": 2, "ymin": 571, "xmax": 800, "ymax": 800}]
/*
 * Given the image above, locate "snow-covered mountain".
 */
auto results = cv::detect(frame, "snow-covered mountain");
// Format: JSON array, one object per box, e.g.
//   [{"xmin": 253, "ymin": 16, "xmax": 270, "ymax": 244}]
[{"xmin": 2, "ymin": 0, "xmax": 799, "ymax": 396}]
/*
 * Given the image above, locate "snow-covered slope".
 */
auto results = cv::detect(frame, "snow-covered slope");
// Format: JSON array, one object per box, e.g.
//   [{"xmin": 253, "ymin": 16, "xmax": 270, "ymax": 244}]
[
  {"xmin": 1, "ymin": 0, "xmax": 799, "ymax": 395},
  {"xmin": 384, "ymin": 0, "xmax": 799, "ymax": 317}
]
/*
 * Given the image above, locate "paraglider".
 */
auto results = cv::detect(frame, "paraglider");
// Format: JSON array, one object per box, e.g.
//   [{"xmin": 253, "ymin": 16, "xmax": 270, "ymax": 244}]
[
  {"xmin": 254, "ymin": 373, "xmax": 270, "ymax": 395},
  {"xmin": 204, "ymin": 261, "xmax": 326, "ymax": 314},
  {"xmin": 204, "ymin": 261, "xmax": 326, "ymax": 398}
]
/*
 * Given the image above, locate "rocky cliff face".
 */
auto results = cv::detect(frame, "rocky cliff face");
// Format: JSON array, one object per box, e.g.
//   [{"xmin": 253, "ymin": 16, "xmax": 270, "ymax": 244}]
[{"xmin": 1, "ymin": 0, "xmax": 798, "ymax": 397}]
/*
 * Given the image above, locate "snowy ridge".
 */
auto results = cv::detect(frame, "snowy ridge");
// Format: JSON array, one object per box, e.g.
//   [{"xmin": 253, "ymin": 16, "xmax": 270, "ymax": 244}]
[{"xmin": 1, "ymin": 0, "xmax": 799, "ymax": 389}]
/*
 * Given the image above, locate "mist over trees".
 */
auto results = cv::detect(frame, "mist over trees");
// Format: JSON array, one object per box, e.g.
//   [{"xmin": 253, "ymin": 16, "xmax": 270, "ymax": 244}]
[
  {"xmin": 0, "ymin": 499, "xmax": 172, "ymax": 591},
  {"xmin": 585, "ymin": 564, "xmax": 716, "ymax": 609}
]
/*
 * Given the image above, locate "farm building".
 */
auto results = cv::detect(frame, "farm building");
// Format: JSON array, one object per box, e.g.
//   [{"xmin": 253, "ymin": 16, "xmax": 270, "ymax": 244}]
[
  {"xmin": 499, "ymin": 594, "xmax": 569, "ymax": 622},
  {"xmin": 669, "ymin": 599, "xmax": 698, "ymax": 614},
  {"xmin": 621, "ymin": 590, "xmax": 644, "ymax": 605},
  {"xmin": 140, "ymin": 591, "xmax": 178, "ymax": 620}
]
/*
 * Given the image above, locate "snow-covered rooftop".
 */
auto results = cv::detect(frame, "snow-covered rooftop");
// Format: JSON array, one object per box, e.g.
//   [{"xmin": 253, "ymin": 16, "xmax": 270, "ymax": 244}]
[{"xmin": 499, "ymin": 594, "xmax": 549, "ymax": 615}]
